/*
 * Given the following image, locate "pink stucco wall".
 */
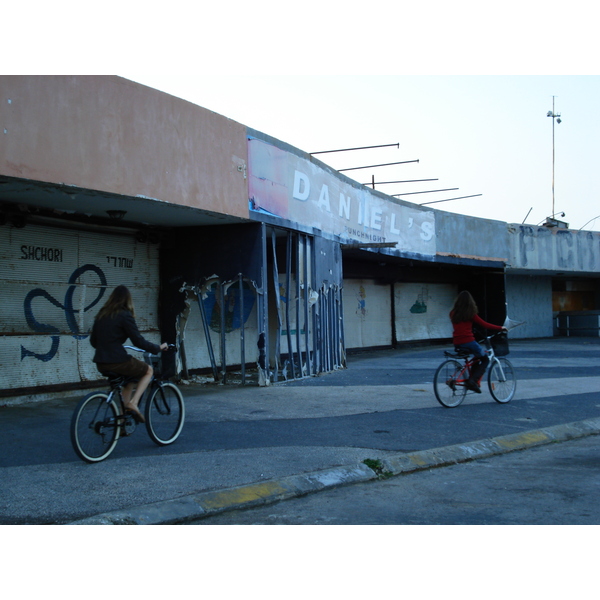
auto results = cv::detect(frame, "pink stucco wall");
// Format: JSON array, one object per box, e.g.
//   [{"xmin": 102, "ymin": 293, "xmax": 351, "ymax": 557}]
[{"xmin": 0, "ymin": 75, "xmax": 249, "ymax": 218}]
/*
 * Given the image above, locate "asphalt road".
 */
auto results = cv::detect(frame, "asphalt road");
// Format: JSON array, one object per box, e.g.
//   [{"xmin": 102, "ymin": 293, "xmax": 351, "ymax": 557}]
[
  {"xmin": 1, "ymin": 337, "xmax": 599, "ymax": 524},
  {"xmin": 190, "ymin": 434, "xmax": 600, "ymax": 525}
]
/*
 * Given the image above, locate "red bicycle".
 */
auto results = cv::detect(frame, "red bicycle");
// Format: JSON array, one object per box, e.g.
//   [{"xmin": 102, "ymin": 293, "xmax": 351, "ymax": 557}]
[{"xmin": 433, "ymin": 333, "xmax": 516, "ymax": 408}]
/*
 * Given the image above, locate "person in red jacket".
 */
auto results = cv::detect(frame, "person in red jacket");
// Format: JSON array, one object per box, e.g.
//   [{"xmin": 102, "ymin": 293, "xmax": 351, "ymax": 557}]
[
  {"xmin": 450, "ymin": 290, "xmax": 507, "ymax": 393},
  {"xmin": 90, "ymin": 285, "xmax": 168, "ymax": 423}
]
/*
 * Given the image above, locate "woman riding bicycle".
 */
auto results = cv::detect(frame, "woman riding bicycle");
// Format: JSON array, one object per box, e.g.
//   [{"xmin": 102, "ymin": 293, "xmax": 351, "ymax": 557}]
[
  {"xmin": 450, "ymin": 290, "xmax": 507, "ymax": 393},
  {"xmin": 90, "ymin": 285, "xmax": 168, "ymax": 423}
]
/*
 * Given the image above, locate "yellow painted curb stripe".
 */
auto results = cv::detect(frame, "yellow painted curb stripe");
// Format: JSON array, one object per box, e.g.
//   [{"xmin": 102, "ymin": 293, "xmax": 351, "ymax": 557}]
[
  {"xmin": 496, "ymin": 431, "xmax": 551, "ymax": 449},
  {"xmin": 200, "ymin": 481, "xmax": 290, "ymax": 510},
  {"xmin": 407, "ymin": 454, "xmax": 430, "ymax": 466}
]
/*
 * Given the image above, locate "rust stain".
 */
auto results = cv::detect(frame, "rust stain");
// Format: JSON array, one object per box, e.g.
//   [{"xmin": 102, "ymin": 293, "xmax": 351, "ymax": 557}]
[{"xmin": 436, "ymin": 251, "xmax": 507, "ymax": 262}]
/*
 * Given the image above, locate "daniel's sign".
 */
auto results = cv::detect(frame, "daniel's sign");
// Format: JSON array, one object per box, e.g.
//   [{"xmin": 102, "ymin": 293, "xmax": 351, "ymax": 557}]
[{"xmin": 248, "ymin": 138, "xmax": 435, "ymax": 256}]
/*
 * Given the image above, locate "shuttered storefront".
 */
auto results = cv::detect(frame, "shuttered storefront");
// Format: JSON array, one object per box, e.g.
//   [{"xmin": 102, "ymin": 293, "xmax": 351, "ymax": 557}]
[
  {"xmin": 343, "ymin": 279, "xmax": 392, "ymax": 349},
  {"xmin": 393, "ymin": 282, "xmax": 457, "ymax": 341},
  {"xmin": 0, "ymin": 223, "xmax": 159, "ymax": 392},
  {"xmin": 342, "ymin": 280, "xmax": 458, "ymax": 349}
]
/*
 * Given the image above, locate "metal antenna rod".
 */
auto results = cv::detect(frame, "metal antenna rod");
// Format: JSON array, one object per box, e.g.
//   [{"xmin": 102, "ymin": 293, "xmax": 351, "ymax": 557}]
[
  {"xmin": 579, "ymin": 214, "xmax": 600, "ymax": 231},
  {"xmin": 394, "ymin": 188, "xmax": 459, "ymax": 197},
  {"xmin": 339, "ymin": 159, "xmax": 419, "ymax": 172},
  {"xmin": 310, "ymin": 143, "xmax": 399, "ymax": 155},
  {"xmin": 418, "ymin": 194, "xmax": 482, "ymax": 206},
  {"xmin": 361, "ymin": 178, "xmax": 438, "ymax": 186}
]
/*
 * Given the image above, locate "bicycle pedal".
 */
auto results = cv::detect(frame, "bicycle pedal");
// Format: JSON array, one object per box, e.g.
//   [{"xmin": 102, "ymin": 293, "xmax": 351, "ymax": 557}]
[{"xmin": 121, "ymin": 416, "xmax": 136, "ymax": 436}]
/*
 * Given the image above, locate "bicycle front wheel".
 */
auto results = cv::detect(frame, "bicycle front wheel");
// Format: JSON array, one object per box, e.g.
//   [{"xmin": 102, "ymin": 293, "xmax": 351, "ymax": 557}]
[
  {"xmin": 433, "ymin": 359, "xmax": 467, "ymax": 408},
  {"xmin": 70, "ymin": 392, "xmax": 120, "ymax": 463},
  {"xmin": 145, "ymin": 382, "xmax": 185, "ymax": 446},
  {"xmin": 488, "ymin": 358, "xmax": 516, "ymax": 403}
]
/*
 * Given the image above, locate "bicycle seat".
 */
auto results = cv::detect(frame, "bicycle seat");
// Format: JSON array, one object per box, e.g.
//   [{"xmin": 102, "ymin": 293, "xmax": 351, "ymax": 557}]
[
  {"xmin": 444, "ymin": 348, "xmax": 471, "ymax": 358},
  {"xmin": 102, "ymin": 372, "xmax": 137, "ymax": 387}
]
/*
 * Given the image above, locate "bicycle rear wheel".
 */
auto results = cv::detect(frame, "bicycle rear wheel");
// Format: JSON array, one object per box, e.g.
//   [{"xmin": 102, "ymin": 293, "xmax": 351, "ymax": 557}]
[
  {"xmin": 433, "ymin": 359, "xmax": 467, "ymax": 408},
  {"xmin": 488, "ymin": 358, "xmax": 516, "ymax": 403},
  {"xmin": 70, "ymin": 392, "xmax": 120, "ymax": 463},
  {"xmin": 145, "ymin": 382, "xmax": 185, "ymax": 446}
]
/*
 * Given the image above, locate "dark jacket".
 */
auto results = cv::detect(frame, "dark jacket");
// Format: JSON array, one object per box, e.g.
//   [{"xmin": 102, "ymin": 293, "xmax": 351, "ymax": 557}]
[{"xmin": 90, "ymin": 310, "xmax": 160, "ymax": 364}]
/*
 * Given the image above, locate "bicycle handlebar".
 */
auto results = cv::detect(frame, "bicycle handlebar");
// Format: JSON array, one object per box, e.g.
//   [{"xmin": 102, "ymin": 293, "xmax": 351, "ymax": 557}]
[
  {"xmin": 124, "ymin": 344, "xmax": 175, "ymax": 354},
  {"xmin": 475, "ymin": 329, "xmax": 507, "ymax": 342}
]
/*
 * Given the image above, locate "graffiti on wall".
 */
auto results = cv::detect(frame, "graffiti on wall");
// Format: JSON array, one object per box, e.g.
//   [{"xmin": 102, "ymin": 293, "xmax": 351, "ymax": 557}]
[
  {"xmin": 21, "ymin": 264, "xmax": 107, "ymax": 362},
  {"xmin": 356, "ymin": 285, "xmax": 367, "ymax": 319},
  {"xmin": 409, "ymin": 286, "xmax": 429, "ymax": 314},
  {"xmin": 1, "ymin": 224, "xmax": 161, "ymax": 390}
]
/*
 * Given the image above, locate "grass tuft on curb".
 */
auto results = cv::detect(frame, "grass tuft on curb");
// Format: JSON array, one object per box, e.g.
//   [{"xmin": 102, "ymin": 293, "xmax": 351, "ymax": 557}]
[{"xmin": 363, "ymin": 458, "xmax": 393, "ymax": 480}]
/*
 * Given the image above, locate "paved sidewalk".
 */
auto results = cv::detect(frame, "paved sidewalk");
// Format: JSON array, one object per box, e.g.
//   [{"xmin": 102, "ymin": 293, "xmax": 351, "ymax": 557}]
[{"xmin": 1, "ymin": 337, "xmax": 599, "ymax": 524}]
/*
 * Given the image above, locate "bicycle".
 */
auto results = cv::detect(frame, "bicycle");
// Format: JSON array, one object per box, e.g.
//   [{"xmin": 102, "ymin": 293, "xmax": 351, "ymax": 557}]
[
  {"xmin": 433, "ymin": 332, "xmax": 517, "ymax": 408},
  {"xmin": 70, "ymin": 345, "xmax": 185, "ymax": 463}
]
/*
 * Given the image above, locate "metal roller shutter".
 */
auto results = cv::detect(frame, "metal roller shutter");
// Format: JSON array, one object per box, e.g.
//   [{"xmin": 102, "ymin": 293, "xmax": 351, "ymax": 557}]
[{"xmin": 0, "ymin": 223, "xmax": 159, "ymax": 391}]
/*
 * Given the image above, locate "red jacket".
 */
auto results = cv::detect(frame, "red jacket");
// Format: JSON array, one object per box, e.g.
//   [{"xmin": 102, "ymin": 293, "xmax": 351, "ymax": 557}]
[{"xmin": 451, "ymin": 313, "xmax": 504, "ymax": 345}]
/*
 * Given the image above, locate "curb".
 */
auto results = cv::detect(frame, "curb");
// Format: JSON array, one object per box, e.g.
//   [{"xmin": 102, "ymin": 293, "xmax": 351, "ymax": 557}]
[
  {"xmin": 70, "ymin": 463, "xmax": 376, "ymax": 525},
  {"xmin": 380, "ymin": 417, "xmax": 600, "ymax": 476},
  {"xmin": 69, "ymin": 417, "xmax": 600, "ymax": 525}
]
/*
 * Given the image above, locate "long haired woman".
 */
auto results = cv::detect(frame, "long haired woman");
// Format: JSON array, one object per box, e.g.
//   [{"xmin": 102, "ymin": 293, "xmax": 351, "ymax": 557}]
[
  {"xmin": 450, "ymin": 290, "xmax": 506, "ymax": 393},
  {"xmin": 90, "ymin": 285, "xmax": 168, "ymax": 422}
]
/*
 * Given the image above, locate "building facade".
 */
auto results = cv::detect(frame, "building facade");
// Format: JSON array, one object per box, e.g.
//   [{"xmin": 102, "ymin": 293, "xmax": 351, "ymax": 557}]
[{"xmin": 1, "ymin": 76, "xmax": 599, "ymax": 399}]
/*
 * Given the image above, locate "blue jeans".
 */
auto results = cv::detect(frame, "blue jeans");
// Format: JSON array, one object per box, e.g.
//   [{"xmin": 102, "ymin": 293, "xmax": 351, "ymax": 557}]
[
  {"xmin": 456, "ymin": 341, "xmax": 486, "ymax": 358},
  {"xmin": 456, "ymin": 341, "xmax": 489, "ymax": 382}
]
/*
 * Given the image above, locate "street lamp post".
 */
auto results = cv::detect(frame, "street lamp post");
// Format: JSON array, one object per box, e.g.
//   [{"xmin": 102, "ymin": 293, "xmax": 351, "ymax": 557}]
[{"xmin": 547, "ymin": 96, "xmax": 562, "ymax": 218}]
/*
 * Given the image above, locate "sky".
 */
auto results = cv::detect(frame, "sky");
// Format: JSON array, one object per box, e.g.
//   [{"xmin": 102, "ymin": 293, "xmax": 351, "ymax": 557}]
[
  {"xmin": 5, "ymin": 1, "xmax": 600, "ymax": 235},
  {"xmin": 124, "ymin": 74, "xmax": 600, "ymax": 231}
]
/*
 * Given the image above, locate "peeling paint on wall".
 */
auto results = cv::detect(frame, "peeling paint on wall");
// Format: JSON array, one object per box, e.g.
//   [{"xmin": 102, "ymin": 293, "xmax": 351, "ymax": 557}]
[
  {"xmin": 355, "ymin": 285, "xmax": 367, "ymax": 319},
  {"xmin": 508, "ymin": 224, "xmax": 600, "ymax": 272},
  {"xmin": 343, "ymin": 280, "xmax": 391, "ymax": 348},
  {"xmin": 248, "ymin": 137, "xmax": 436, "ymax": 256},
  {"xmin": 395, "ymin": 283, "xmax": 456, "ymax": 342}
]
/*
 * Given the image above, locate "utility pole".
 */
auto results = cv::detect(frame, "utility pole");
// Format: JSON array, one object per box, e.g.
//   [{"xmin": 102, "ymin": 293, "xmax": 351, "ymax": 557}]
[{"xmin": 547, "ymin": 96, "xmax": 562, "ymax": 218}]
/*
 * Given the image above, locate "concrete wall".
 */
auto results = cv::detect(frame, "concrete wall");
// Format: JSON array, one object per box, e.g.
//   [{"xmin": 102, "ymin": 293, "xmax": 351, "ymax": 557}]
[
  {"xmin": 508, "ymin": 224, "xmax": 600, "ymax": 272},
  {"xmin": 343, "ymin": 280, "xmax": 391, "ymax": 349},
  {"xmin": 505, "ymin": 274, "xmax": 554, "ymax": 339},
  {"xmin": 394, "ymin": 282, "xmax": 456, "ymax": 342},
  {"xmin": 0, "ymin": 76, "xmax": 248, "ymax": 218},
  {"xmin": 343, "ymin": 280, "xmax": 458, "ymax": 347},
  {"xmin": 435, "ymin": 210, "xmax": 509, "ymax": 262}
]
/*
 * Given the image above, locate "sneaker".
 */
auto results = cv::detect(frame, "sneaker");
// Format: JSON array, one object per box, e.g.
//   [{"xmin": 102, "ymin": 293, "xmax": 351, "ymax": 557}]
[{"xmin": 465, "ymin": 380, "xmax": 482, "ymax": 393}]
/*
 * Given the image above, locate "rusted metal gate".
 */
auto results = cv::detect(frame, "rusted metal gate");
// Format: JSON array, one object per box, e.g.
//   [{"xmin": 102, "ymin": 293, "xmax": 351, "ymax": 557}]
[
  {"xmin": 264, "ymin": 225, "xmax": 345, "ymax": 383},
  {"xmin": 170, "ymin": 224, "xmax": 345, "ymax": 386},
  {"xmin": 176, "ymin": 275, "xmax": 258, "ymax": 385}
]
